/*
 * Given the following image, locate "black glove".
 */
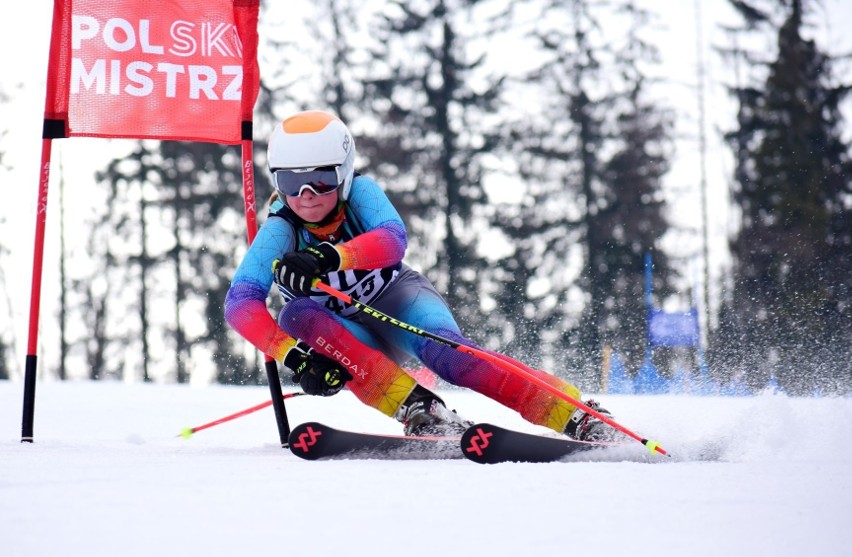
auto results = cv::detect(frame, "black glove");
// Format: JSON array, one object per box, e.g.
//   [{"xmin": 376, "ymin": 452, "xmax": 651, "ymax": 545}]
[
  {"xmin": 282, "ymin": 340, "xmax": 353, "ymax": 396},
  {"xmin": 272, "ymin": 243, "xmax": 341, "ymax": 296}
]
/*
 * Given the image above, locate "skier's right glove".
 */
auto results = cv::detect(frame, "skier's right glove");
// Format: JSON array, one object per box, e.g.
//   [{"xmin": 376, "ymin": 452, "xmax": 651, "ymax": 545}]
[
  {"xmin": 282, "ymin": 340, "xmax": 353, "ymax": 397},
  {"xmin": 272, "ymin": 243, "xmax": 340, "ymax": 296}
]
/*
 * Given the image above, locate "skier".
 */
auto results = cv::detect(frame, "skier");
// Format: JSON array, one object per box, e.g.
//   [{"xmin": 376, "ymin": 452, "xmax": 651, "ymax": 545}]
[{"xmin": 225, "ymin": 110, "xmax": 615, "ymax": 440}]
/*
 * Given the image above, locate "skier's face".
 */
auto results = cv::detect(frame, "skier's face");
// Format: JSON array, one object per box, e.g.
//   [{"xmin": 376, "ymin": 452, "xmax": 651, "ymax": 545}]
[{"xmin": 286, "ymin": 187, "xmax": 340, "ymax": 223}]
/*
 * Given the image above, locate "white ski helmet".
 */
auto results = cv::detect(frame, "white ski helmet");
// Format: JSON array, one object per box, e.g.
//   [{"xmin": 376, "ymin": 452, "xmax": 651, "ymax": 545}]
[{"xmin": 267, "ymin": 110, "xmax": 357, "ymax": 200}]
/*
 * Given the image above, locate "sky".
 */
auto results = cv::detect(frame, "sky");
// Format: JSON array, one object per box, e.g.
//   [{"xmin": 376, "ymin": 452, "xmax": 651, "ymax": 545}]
[
  {"xmin": 1, "ymin": 1, "xmax": 852, "ymax": 381},
  {"xmin": 1, "ymin": 381, "xmax": 851, "ymax": 557}
]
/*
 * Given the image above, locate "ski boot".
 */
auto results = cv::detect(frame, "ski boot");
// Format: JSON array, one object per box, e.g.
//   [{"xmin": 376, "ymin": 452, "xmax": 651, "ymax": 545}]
[
  {"xmin": 396, "ymin": 384, "xmax": 471, "ymax": 437},
  {"xmin": 564, "ymin": 399, "xmax": 620, "ymax": 442}
]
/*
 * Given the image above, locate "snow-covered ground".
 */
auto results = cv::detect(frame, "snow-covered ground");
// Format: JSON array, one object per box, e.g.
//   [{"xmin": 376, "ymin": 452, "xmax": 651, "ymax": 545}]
[{"xmin": 1, "ymin": 380, "xmax": 850, "ymax": 557}]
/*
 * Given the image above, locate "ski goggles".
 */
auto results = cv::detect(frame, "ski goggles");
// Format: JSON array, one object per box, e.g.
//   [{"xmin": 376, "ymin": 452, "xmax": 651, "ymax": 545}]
[{"xmin": 272, "ymin": 166, "xmax": 343, "ymax": 197}]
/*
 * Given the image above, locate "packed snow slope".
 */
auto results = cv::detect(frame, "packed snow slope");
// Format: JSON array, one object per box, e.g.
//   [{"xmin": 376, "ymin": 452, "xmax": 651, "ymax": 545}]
[{"xmin": 1, "ymin": 380, "xmax": 850, "ymax": 557}]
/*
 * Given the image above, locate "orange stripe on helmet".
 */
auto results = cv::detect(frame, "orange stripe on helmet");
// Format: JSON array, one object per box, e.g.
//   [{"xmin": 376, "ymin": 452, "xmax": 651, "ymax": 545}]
[{"xmin": 282, "ymin": 111, "xmax": 338, "ymax": 134}]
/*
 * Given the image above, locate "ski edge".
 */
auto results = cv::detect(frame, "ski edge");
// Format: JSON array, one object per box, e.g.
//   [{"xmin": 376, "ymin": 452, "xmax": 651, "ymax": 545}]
[
  {"xmin": 287, "ymin": 421, "xmax": 622, "ymax": 464},
  {"xmin": 461, "ymin": 422, "xmax": 617, "ymax": 464},
  {"xmin": 288, "ymin": 421, "xmax": 462, "ymax": 461}
]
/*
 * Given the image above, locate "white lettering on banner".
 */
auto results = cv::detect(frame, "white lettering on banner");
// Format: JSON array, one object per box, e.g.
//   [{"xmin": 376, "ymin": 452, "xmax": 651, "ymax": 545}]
[
  {"xmin": 70, "ymin": 14, "xmax": 243, "ymax": 101},
  {"xmin": 126, "ymin": 61, "xmax": 154, "ymax": 96},
  {"xmin": 169, "ymin": 21, "xmax": 197, "ymax": 57},
  {"xmin": 72, "ymin": 16, "xmax": 165, "ymax": 54},
  {"xmin": 203, "ymin": 23, "xmax": 238, "ymax": 57},
  {"xmin": 221, "ymin": 66, "xmax": 242, "ymax": 100},
  {"xmin": 72, "ymin": 16, "xmax": 240, "ymax": 57},
  {"xmin": 70, "ymin": 58, "xmax": 243, "ymax": 100},
  {"xmin": 139, "ymin": 20, "xmax": 164, "ymax": 54},
  {"xmin": 158, "ymin": 63, "xmax": 185, "ymax": 97},
  {"xmin": 103, "ymin": 18, "xmax": 136, "ymax": 52},
  {"xmin": 72, "ymin": 16, "xmax": 98, "ymax": 49},
  {"xmin": 110, "ymin": 60, "xmax": 121, "ymax": 94}
]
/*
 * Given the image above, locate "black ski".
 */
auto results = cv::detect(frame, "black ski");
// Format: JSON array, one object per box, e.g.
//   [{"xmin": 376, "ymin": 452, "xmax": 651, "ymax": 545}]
[
  {"xmin": 288, "ymin": 421, "xmax": 463, "ymax": 461},
  {"xmin": 461, "ymin": 423, "xmax": 613, "ymax": 464}
]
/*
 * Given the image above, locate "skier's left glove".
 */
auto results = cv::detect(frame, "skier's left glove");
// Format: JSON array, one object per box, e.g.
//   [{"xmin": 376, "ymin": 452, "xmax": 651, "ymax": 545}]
[
  {"xmin": 272, "ymin": 243, "xmax": 341, "ymax": 296},
  {"xmin": 282, "ymin": 340, "xmax": 352, "ymax": 397}
]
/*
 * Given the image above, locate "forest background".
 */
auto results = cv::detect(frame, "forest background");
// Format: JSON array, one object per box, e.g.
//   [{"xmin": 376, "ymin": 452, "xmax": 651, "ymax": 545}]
[{"xmin": 0, "ymin": 0, "xmax": 849, "ymax": 396}]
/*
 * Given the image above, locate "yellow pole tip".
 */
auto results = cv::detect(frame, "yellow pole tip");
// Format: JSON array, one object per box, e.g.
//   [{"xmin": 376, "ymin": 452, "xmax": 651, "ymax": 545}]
[
  {"xmin": 180, "ymin": 427, "xmax": 194, "ymax": 439},
  {"xmin": 645, "ymin": 440, "xmax": 661, "ymax": 455}
]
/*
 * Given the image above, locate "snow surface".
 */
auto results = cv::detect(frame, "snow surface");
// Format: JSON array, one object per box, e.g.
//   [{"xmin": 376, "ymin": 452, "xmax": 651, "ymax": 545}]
[{"xmin": 2, "ymin": 380, "xmax": 850, "ymax": 557}]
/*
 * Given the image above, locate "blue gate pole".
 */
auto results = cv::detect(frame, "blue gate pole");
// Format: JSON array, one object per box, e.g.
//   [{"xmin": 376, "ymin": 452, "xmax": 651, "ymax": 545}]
[{"xmin": 644, "ymin": 253, "xmax": 653, "ymax": 364}]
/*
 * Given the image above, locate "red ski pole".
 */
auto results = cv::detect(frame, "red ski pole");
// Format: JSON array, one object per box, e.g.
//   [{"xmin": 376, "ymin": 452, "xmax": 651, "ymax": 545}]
[
  {"xmin": 313, "ymin": 280, "xmax": 669, "ymax": 457},
  {"xmin": 179, "ymin": 391, "xmax": 305, "ymax": 438}
]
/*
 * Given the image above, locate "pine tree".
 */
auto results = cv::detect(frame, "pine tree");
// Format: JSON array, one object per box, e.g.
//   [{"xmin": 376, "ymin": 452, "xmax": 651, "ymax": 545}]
[
  {"xmin": 0, "ymin": 86, "xmax": 12, "ymax": 380},
  {"xmin": 89, "ymin": 140, "xmax": 255, "ymax": 385},
  {"xmin": 491, "ymin": 0, "xmax": 609, "ymax": 380},
  {"xmin": 495, "ymin": 0, "xmax": 675, "ymax": 384},
  {"xmin": 592, "ymin": 0, "xmax": 675, "ymax": 375},
  {"xmin": 359, "ymin": 0, "xmax": 507, "ymax": 334},
  {"xmin": 155, "ymin": 141, "xmax": 255, "ymax": 385},
  {"xmin": 597, "ymin": 96, "xmax": 673, "ymax": 372},
  {"xmin": 720, "ymin": 0, "xmax": 852, "ymax": 393},
  {"xmin": 0, "ymin": 342, "xmax": 7, "ymax": 381}
]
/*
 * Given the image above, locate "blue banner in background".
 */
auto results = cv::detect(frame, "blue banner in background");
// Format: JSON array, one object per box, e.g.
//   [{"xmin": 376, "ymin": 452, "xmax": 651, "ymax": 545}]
[
  {"xmin": 607, "ymin": 351, "xmax": 634, "ymax": 394},
  {"xmin": 648, "ymin": 308, "xmax": 700, "ymax": 347}
]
